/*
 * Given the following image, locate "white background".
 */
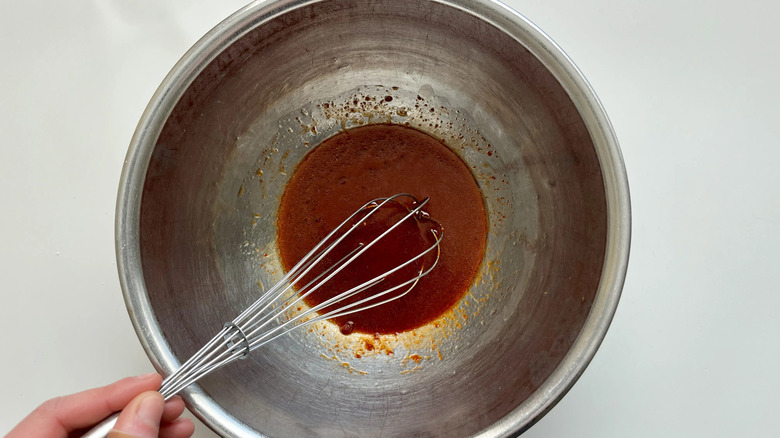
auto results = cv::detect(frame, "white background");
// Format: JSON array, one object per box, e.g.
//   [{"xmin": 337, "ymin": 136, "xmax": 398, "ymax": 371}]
[{"xmin": 1, "ymin": 1, "xmax": 778, "ymax": 437}]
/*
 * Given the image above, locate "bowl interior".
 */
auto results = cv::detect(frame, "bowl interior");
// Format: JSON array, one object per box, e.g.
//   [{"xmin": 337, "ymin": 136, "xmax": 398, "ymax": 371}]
[{"xmin": 132, "ymin": 0, "xmax": 612, "ymax": 436}]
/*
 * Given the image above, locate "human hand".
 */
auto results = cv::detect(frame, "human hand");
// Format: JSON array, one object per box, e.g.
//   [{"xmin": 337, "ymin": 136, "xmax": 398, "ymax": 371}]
[{"xmin": 6, "ymin": 373, "xmax": 194, "ymax": 438}]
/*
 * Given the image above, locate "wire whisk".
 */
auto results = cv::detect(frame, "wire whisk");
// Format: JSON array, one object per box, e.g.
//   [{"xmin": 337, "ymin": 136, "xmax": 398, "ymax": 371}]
[{"xmin": 83, "ymin": 193, "xmax": 442, "ymax": 437}]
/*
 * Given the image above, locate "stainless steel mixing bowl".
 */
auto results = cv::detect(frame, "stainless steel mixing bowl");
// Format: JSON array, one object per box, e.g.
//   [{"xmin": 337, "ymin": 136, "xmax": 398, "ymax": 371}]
[{"xmin": 116, "ymin": 0, "xmax": 630, "ymax": 436}]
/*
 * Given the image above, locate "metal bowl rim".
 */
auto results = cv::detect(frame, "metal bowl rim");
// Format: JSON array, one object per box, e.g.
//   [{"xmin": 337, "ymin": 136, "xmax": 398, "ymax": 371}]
[{"xmin": 115, "ymin": 0, "xmax": 631, "ymax": 436}]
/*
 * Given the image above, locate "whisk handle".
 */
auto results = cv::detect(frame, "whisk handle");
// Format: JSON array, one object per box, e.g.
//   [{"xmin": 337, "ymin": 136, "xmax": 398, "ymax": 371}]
[{"xmin": 79, "ymin": 412, "xmax": 118, "ymax": 437}]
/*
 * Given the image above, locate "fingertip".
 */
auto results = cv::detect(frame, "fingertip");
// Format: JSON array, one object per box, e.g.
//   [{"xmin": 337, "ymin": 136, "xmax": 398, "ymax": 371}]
[
  {"xmin": 164, "ymin": 395, "xmax": 184, "ymax": 407},
  {"xmin": 111, "ymin": 391, "xmax": 165, "ymax": 438},
  {"xmin": 161, "ymin": 395, "xmax": 186, "ymax": 423},
  {"xmin": 136, "ymin": 391, "xmax": 165, "ymax": 423},
  {"xmin": 136, "ymin": 372, "xmax": 162, "ymax": 380},
  {"xmin": 159, "ymin": 417, "xmax": 195, "ymax": 438},
  {"xmin": 132, "ymin": 373, "xmax": 163, "ymax": 387}
]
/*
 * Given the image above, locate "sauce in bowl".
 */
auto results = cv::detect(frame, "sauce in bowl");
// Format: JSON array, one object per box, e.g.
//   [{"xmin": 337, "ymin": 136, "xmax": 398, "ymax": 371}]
[{"xmin": 277, "ymin": 124, "xmax": 487, "ymax": 334}]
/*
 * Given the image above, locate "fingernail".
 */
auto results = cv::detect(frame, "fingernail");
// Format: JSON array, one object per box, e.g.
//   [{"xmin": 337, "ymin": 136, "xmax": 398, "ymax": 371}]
[
  {"xmin": 135, "ymin": 372, "xmax": 159, "ymax": 380},
  {"xmin": 136, "ymin": 392, "xmax": 164, "ymax": 428}
]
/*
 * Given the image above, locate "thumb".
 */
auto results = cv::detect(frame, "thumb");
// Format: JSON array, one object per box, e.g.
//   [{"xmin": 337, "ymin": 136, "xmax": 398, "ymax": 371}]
[{"xmin": 107, "ymin": 391, "xmax": 165, "ymax": 438}]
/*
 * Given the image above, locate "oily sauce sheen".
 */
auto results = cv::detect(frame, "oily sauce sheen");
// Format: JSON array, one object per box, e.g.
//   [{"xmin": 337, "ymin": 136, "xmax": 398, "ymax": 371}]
[{"xmin": 277, "ymin": 124, "xmax": 487, "ymax": 334}]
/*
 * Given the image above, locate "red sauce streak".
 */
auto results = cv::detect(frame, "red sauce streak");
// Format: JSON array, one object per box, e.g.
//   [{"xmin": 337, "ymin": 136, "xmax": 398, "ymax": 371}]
[{"xmin": 277, "ymin": 124, "xmax": 487, "ymax": 334}]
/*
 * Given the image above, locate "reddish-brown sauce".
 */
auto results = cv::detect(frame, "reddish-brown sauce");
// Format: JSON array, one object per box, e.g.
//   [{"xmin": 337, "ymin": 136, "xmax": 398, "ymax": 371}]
[{"xmin": 277, "ymin": 124, "xmax": 487, "ymax": 334}]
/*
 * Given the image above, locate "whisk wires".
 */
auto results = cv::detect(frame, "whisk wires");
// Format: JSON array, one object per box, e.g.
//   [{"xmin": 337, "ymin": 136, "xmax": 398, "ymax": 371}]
[{"xmin": 158, "ymin": 194, "xmax": 442, "ymax": 399}]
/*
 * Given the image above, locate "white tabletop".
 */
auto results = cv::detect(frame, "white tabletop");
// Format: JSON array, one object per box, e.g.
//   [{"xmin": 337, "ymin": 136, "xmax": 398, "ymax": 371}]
[{"xmin": 2, "ymin": 1, "xmax": 778, "ymax": 437}]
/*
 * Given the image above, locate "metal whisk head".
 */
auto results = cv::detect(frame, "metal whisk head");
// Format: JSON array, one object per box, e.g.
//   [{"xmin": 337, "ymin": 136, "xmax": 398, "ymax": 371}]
[{"xmin": 159, "ymin": 193, "xmax": 442, "ymax": 398}]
